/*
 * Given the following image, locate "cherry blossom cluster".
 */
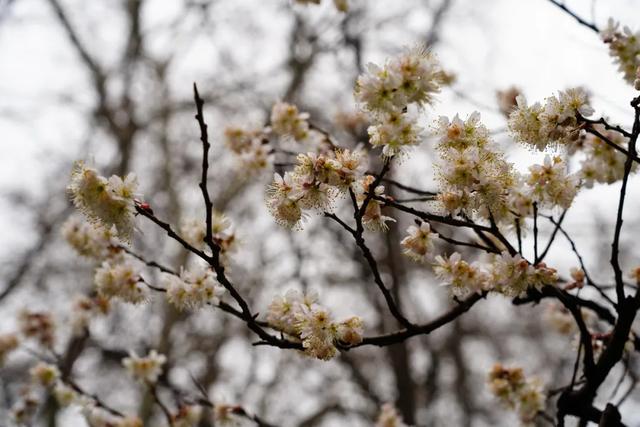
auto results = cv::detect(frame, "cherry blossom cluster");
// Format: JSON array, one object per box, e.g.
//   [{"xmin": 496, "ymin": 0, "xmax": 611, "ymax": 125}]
[
  {"xmin": 400, "ymin": 222, "xmax": 438, "ymax": 263},
  {"xmin": 270, "ymin": 101, "xmax": 311, "ymax": 141},
  {"xmin": 571, "ymin": 126, "xmax": 635, "ymax": 187},
  {"xmin": 375, "ymin": 403, "xmax": 408, "ymax": 427},
  {"xmin": 601, "ymin": 19, "xmax": 640, "ymax": 86},
  {"xmin": 355, "ymin": 48, "xmax": 445, "ymax": 156},
  {"xmin": 63, "ymin": 213, "xmax": 153, "ymax": 307},
  {"xmin": 434, "ymin": 111, "xmax": 517, "ymax": 222},
  {"xmin": 223, "ymin": 125, "xmax": 272, "ymax": 172},
  {"xmin": 487, "ymin": 363, "xmax": 546, "ymax": 425},
  {"xmin": 433, "ymin": 251, "xmax": 557, "ymax": 299},
  {"xmin": 353, "ymin": 174, "xmax": 396, "ymax": 231},
  {"xmin": 508, "ymin": 88, "xmax": 594, "ymax": 151},
  {"xmin": 163, "ymin": 263, "xmax": 226, "ymax": 311},
  {"xmin": 62, "ymin": 215, "xmax": 118, "ymax": 259},
  {"xmin": 266, "ymin": 148, "xmax": 366, "ymax": 229},
  {"xmin": 122, "ymin": 349, "xmax": 167, "ymax": 384},
  {"xmin": 224, "ymin": 101, "xmax": 320, "ymax": 173},
  {"xmin": 94, "ymin": 257, "xmax": 147, "ymax": 304},
  {"xmin": 68, "ymin": 162, "xmax": 139, "ymax": 242},
  {"xmin": 180, "ymin": 212, "xmax": 237, "ymax": 265},
  {"xmin": 524, "ymin": 155, "xmax": 579, "ymax": 210},
  {"xmin": 266, "ymin": 289, "xmax": 363, "ymax": 360}
]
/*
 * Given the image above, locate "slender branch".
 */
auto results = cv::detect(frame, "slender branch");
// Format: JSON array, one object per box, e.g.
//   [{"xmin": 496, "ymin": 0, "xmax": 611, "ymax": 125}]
[
  {"xmin": 611, "ymin": 99, "xmax": 640, "ymax": 304},
  {"xmin": 193, "ymin": 83, "xmax": 216, "ymax": 253},
  {"xmin": 134, "ymin": 204, "xmax": 301, "ymax": 350},
  {"xmin": 326, "ymin": 205, "xmax": 414, "ymax": 330},
  {"xmin": 537, "ymin": 209, "xmax": 567, "ymax": 263},
  {"xmin": 546, "ymin": 0, "xmax": 599, "ymax": 33},
  {"xmin": 533, "ymin": 202, "xmax": 539, "ymax": 262},
  {"xmin": 379, "ymin": 177, "xmax": 437, "ymax": 196},
  {"xmin": 544, "ymin": 215, "xmax": 616, "ymax": 307},
  {"xmin": 352, "ymin": 292, "xmax": 485, "ymax": 347}
]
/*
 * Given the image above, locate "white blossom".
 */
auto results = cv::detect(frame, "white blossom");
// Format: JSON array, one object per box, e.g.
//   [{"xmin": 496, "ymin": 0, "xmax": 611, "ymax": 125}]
[
  {"xmin": 68, "ymin": 162, "xmax": 139, "ymax": 242},
  {"xmin": 601, "ymin": 19, "xmax": 640, "ymax": 85},
  {"xmin": 122, "ymin": 349, "xmax": 166, "ymax": 384},
  {"xmin": 30, "ymin": 362, "xmax": 60, "ymax": 388},
  {"xmin": 94, "ymin": 257, "xmax": 146, "ymax": 304},
  {"xmin": 270, "ymin": 101, "xmax": 310, "ymax": 141},
  {"xmin": 401, "ymin": 222, "xmax": 438, "ymax": 263},
  {"xmin": 164, "ymin": 264, "xmax": 225, "ymax": 311},
  {"xmin": 266, "ymin": 289, "xmax": 362, "ymax": 360}
]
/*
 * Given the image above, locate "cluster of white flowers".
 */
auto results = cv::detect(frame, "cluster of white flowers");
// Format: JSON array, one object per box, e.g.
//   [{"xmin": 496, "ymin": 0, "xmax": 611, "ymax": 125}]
[
  {"xmin": 375, "ymin": 403, "xmax": 408, "ymax": 427},
  {"xmin": 490, "ymin": 252, "xmax": 558, "ymax": 298},
  {"xmin": 505, "ymin": 156, "xmax": 579, "ymax": 218},
  {"xmin": 164, "ymin": 264, "xmax": 225, "ymax": 311},
  {"xmin": 434, "ymin": 251, "xmax": 557, "ymax": 299},
  {"xmin": 355, "ymin": 47, "xmax": 444, "ymax": 156},
  {"xmin": 433, "ymin": 252, "xmax": 489, "ymax": 298},
  {"xmin": 270, "ymin": 101, "xmax": 311, "ymax": 141},
  {"xmin": 508, "ymin": 89, "xmax": 594, "ymax": 151},
  {"xmin": 294, "ymin": 0, "xmax": 348, "ymax": 12},
  {"xmin": 266, "ymin": 148, "xmax": 366, "ymax": 229},
  {"xmin": 488, "ymin": 363, "xmax": 546, "ymax": 425},
  {"xmin": 571, "ymin": 127, "xmax": 635, "ymax": 187},
  {"xmin": 180, "ymin": 212, "xmax": 237, "ymax": 264},
  {"xmin": 353, "ymin": 174, "xmax": 396, "ymax": 231},
  {"xmin": 62, "ymin": 215, "xmax": 117, "ymax": 259},
  {"xmin": 525, "ymin": 156, "xmax": 579, "ymax": 210},
  {"xmin": 601, "ymin": 19, "xmax": 640, "ymax": 86},
  {"xmin": 94, "ymin": 257, "xmax": 146, "ymax": 304},
  {"xmin": 401, "ymin": 222, "xmax": 439, "ymax": 263},
  {"xmin": 29, "ymin": 362, "xmax": 60, "ymax": 388},
  {"xmin": 0, "ymin": 334, "xmax": 18, "ymax": 366},
  {"xmin": 69, "ymin": 295, "xmax": 111, "ymax": 336},
  {"xmin": 367, "ymin": 110, "xmax": 424, "ymax": 157},
  {"xmin": 122, "ymin": 349, "xmax": 166, "ymax": 384},
  {"xmin": 68, "ymin": 162, "xmax": 139, "ymax": 242},
  {"xmin": 434, "ymin": 112, "xmax": 517, "ymax": 222},
  {"xmin": 266, "ymin": 289, "xmax": 363, "ymax": 360},
  {"xmin": 223, "ymin": 125, "xmax": 272, "ymax": 172}
]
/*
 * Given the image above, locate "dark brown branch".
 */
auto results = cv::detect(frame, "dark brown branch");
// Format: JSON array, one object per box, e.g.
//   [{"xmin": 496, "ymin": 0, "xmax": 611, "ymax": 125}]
[
  {"xmin": 546, "ymin": 0, "xmax": 599, "ymax": 33},
  {"xmin": 611, "ymin": 99, "xmax": 640, "ymax": 304},
  {"xmin": 352, "ymin": 293, "xmax": 485, "ymax": 348},
  {"xmin": 193, "ymin": 83, "xmax": 216, "ymax": 253},
  {"xmin": 536, "ymin": 209, "xmax": 567, "ymax": 263},
  {"xmin": 326, "ymin": 203, "xmax": 414, "ymax": 330},
  {"xmin": 134, "ymin": 204, "xmax": 301, "ymax": 351}
]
